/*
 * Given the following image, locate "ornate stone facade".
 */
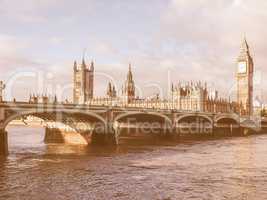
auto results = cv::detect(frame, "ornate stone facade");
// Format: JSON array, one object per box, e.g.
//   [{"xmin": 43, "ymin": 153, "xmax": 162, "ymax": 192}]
[
  {"xmin": 77, "ymin": 38, "xmax": 254, "ymax": 116},
  {"xmin": 73, "ymin": 59, "xmax": 94, "ymax": 104},
  {"xmin": 122, "ymin": 64, "xmax": 136, "ymax": 103},
  {"xmin": 236, "ymin": 38, "xmax": 254, "ymax": 116},
  {"xmin": 0, "ymin": 81, "xmax": 5, "ymax": 102},
  {"xmin": 83, "ymin": 64, "xmax": 242, "ymax": 114},
  {"xmin": 29, "ymin": 94, "xmax": 56, "ymax": 104},
  {"xmin": 171, "ymin": 82, "xmax": 239, "ymax": 113},
  {"xmin": 106, "ymin": 82, "xmax": 117, "ymax": 98}
]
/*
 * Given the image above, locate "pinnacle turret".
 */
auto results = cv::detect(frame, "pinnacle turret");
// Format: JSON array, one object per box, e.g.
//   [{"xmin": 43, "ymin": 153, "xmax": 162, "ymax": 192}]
[
  {"xmin": 73, "ymin": 60, "xmax": 77, "ymax": 71},
  {"xmin": 123, "ymin": 63, "xmax": 135, "ymax": 102},
  {"xmin": 238, "ymin": 37, "xmax": 251, "ymax": 61},
  {"xmin": 81, "ymin": 58, "xmax": 86, "ymax": 69},
  {"xmin": 90, "ymin": 61, "xmax": 94, "ymax": 71}
]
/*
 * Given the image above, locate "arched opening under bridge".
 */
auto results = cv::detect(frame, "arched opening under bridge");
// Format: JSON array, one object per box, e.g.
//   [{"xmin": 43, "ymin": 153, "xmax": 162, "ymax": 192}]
[
  {"xmin": 113, "ymin": 112, "xmax": 173, "ymax": 144},
  {"xmin": 0, "ymin": 110, "xmax": 107, "ymax": 155},
  {"xmin": 176, "ymin": 114, "xmax": 213, "ymax": 136},
  {"xmin": 214, "ymin": 117, "xmax": 240, "ymax": 136}
]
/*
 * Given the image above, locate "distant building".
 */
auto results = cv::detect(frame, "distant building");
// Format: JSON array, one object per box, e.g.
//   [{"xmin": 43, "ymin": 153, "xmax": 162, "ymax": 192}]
[
  {"xmin": 122, "ymin": 64, "xmax": 136, "ymax": 103},
  {"xmin": 0, "ymin": 81, "xmax": 5, "ymax": 102},
  {"xmin": 236, "ymin": 38, "xmax": 254, "ymax": 116},
  {"xmin": 253, "ymin": 95, "xmax": 263, "ymax": 116},
  {"xmin": 73, "ymin": 58, "xmax": 94, "ymax": 104},
  {"xmin": 76, "ymin": 37, "xmax": 257, "ymax": 116},
  {"xmin": 172, "ymin": 82, "xmax": 207, "ymax": 111},
  {"xmin": 171, "ymin": 82, "xmax": 237, "ymax": 113},
  {"xmin": 82, "ymin": 64, "xmax": 240, "ymax": 113},
  {"xmin": 106, "ymin": 82, "xmax": 117, "ymax": 98},
  {"xmin": 29, "ymin": 94, "xmax": 53, "ymax": 104}
]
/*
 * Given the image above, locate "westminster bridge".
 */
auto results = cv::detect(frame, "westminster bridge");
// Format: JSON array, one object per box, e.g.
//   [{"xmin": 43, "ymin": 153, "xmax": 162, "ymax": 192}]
[{"xmin": 0, "ymin": 101, "xmax": 266, "ymax": 155}]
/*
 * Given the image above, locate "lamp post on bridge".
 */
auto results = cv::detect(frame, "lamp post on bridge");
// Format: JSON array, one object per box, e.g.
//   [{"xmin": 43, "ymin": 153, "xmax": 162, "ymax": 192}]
[{"xmin": 0, "ymin": 81, "xmax": 5, "ymax": 102}]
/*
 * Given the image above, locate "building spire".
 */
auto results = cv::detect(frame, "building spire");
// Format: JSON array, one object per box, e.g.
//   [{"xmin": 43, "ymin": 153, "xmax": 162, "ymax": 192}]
[
  {"xmin": 82, "ymin": 58, "xmax": 86, "ymax": 67},
  {"xmin": 123, "ymin": 63, "xmax": 135, "ymax": 103},
  {"xmin": 90, "ymin": 60, "xmax": 94, "ymax": 71},
  {"xmin": 238, "ymin": 36, "xmax": 251, "ymax": 60},
  {"xmin": 241, "ymin": 36, "xmax": 249, "ymax": 52},
  {"xmin": 73, "ymin": 60, "xmax": 77, "ymax": 71},
  {"xmin": 127, "ymin": 63, "xmax": 133, "ymax": 82},
  {"xmin": 82, "ymin": 48, "xmax": 86, "ymax": 60},
  {"xmin": 81, "ymin": 48, "xmax": 87, "ymax": 68}
]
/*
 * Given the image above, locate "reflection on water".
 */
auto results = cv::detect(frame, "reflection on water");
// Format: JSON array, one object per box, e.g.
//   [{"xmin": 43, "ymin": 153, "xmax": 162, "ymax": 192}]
[{"xmin": 1, "ymin": 126, "xmax": 267, "ymax": 199}]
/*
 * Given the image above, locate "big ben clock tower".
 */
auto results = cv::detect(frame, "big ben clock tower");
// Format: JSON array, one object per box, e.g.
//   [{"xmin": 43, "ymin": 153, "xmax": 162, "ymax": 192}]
[{"xmin": 236, "ymin": 38, "xmax": 254, "ymax": 116}]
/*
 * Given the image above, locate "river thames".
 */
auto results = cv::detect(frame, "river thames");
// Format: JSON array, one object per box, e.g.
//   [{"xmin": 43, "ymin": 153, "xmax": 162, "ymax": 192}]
[{"xmin": 1, "ymin": 126, "xmax": 267, "ymax": 200}]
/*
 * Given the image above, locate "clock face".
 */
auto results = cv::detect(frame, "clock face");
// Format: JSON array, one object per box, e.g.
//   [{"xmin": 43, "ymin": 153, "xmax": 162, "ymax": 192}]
[{"xmin": 238, "ymin": 62, "xmax": 247, "ymax": 73}]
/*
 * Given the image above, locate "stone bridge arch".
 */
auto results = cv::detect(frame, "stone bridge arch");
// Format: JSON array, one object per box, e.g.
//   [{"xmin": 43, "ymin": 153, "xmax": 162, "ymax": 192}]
[
  {"xmin": 112, "ymin": 111, "xmax": 173, "ymax": 143},
  {"xmin": 214, "ymin": 114, "xmax": 240, "ymax": 125},
  {"xmin": 3, "ymin": 109, "xmax": 107, "ymax": 131},
  {"xmin": 175, "ymin": 113, "xmax": 213, "ymax": 135},
  {"xmin": 0, "ymin": 108, "xmax": 109, "ymax": 155},
  {"xmin": 176, "ymin": 113, "xmax": 213, "ymax": 124},
  {"xmin": 113, "ymin": 111, "xmax": 172, "ymax": 125},
  {"xmin": 240, "ymin": 119, "xmax": 261, "ymax": 134},
  {"xmin": 214, "ymin": 114, "xmax": 240, "ymax": 136}
]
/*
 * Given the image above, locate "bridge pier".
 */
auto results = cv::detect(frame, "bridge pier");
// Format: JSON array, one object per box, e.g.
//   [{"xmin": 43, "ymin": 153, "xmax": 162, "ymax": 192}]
[
  {"xmin": 91, "ymin": 131, "xmax": 106, "ymax": 145},
  {"xmin": 44, "ymin": 128, "xmax": 89, "ymax": 145},
  {"xmin": 91, "ymin": 123, "xmax": 118, "ymax": 145},
  {"xmin": 91, "ymin": 130, "xmax": 118, "ymax": 145},
  {"xmin": 104, "ymin": 125, "xmax": 119, "ymax": 145},
  {"xmin": 44, "ymin": 128, "xmax": 65, "ymax": 144},
  {"xmin": 112, "ymin": 127, "xmax": 119, "ymax": 145},
  {"xmin": 240, "ymin": 127, "xmax": 257, "ymax": 136},
  {"xmin": 0, "ymin": 129, "xmax": 8, "ymax": 156}
]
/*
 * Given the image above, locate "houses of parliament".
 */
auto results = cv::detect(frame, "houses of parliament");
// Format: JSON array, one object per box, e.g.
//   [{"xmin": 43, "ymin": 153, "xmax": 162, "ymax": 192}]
[{"xmin": 73, "ymin": 39, "xmax": 256, "ymax": 116}]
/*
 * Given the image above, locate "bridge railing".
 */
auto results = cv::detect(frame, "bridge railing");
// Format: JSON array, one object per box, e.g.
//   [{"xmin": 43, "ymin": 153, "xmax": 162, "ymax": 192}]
[{"xmin": 0, "ymin": 98, "xmax": 238, "ymax": 115}]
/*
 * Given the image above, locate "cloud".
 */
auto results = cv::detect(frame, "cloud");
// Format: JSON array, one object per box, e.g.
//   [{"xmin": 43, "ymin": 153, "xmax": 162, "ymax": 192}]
[
  {"xmin": 0, "ymin": 35, "xmax": 49, "ymax": 101},
  {"xmin": 0, "ymin": 0, "xmax": 97, "ymax": 23},
  {"xmin": 0, "ymin": 35, "xmax": 38, "ymax": 72},
  {"xmin": 49, "ymin": 37, "xmax": 65, "ymax": 45},
  {"xmin": 149, "ymin": 0, "xmax": 267, "ymax": 98},
  {"xmin": 0, "ymin": 0, "xmax": 54, "ymax": 22},
  {"xmin": 1, "ymin": 0, "xmax": 267, "ymax": 102}
]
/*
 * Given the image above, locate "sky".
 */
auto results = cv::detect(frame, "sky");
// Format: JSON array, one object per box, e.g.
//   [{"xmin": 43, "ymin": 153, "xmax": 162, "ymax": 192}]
[{"xmin": 0, "ymin": 0, "xmax": 267, "ymax": 102}]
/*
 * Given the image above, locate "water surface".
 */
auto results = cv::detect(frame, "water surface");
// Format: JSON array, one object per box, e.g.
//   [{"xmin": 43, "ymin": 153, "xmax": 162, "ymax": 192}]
[{"xmin": 1, "ymin": 126, "xmax": 267, "ymax": 200}]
